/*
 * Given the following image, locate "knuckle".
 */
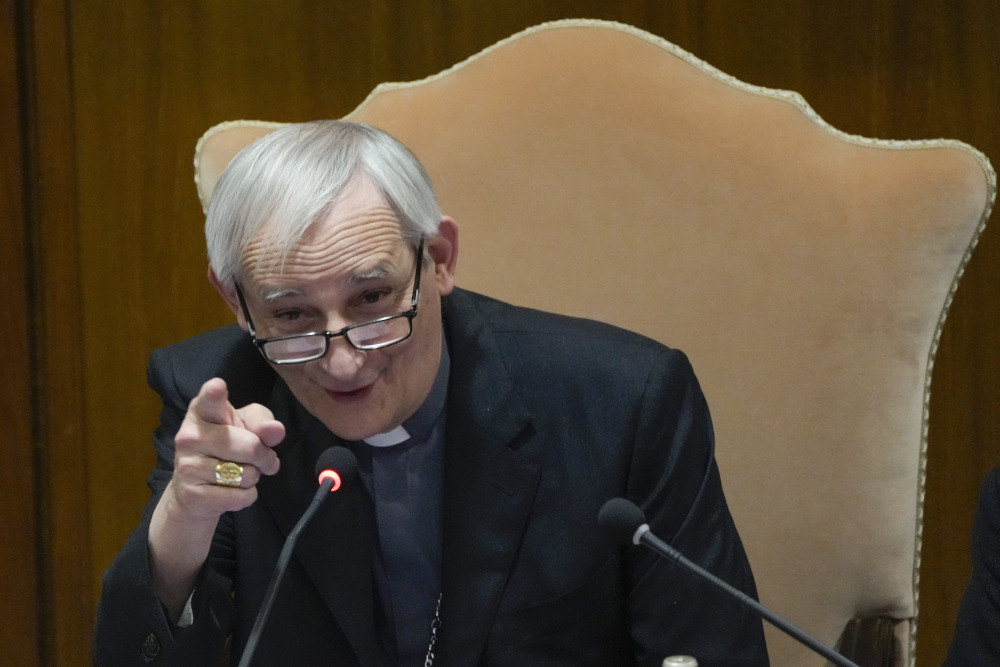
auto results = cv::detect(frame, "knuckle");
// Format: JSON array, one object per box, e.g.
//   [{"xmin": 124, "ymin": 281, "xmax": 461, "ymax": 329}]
[{"xmin": 172, "ymin": 454, "xmax": 203, "ymax": 479}]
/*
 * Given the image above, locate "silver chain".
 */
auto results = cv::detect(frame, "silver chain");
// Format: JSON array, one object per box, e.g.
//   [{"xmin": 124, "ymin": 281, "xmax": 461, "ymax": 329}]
[{"xmin": 423, "ymin": 593, "xmax": 443, "ymax": 667}]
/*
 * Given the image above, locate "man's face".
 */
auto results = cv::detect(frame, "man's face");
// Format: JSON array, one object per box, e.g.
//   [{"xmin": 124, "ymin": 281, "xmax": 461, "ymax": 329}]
[{"xmin": 221, "ymin": 177, "xmax": 457, "ymax": 441}]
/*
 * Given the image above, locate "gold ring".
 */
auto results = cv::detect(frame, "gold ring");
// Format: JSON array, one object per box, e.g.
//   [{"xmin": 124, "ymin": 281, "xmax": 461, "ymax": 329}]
[{"xmin": 214, "ymin": 461, "xmax": 244, "ymax": 487}]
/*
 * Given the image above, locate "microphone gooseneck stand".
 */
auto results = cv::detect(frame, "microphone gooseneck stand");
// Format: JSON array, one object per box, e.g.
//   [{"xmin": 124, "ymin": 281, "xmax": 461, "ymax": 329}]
[
  {"xmin": 237, "ymin": 447, "xmax": 358, "ymax": 667},
  {"xmin": 598, "ymin": 497, "xmax": 861, "ymax": 667}
]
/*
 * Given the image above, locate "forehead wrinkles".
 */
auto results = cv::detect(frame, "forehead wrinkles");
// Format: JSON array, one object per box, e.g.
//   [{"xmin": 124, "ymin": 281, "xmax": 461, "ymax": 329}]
[{"xmin": 242, "ymin": 202, "xmax": 409, "ymax": 286}]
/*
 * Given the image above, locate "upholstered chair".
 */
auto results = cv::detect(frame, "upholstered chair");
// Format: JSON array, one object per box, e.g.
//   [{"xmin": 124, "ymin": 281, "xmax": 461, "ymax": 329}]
[{"xmin": 194, "ymin": 20, "xmax": 996, "ymax": 666}]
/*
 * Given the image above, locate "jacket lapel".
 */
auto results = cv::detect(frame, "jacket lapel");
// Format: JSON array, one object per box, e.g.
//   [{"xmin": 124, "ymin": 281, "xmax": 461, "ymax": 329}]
[
  {"xmin": 256, "ymin": 382, "xmax": 382, "ymax": 666},
  {"xmin": 437, "ymin": 291, "xmax": 543, "ymax": 664}
]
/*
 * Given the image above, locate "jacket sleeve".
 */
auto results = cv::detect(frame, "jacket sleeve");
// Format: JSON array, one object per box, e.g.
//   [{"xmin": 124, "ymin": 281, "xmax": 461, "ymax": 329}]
[
  {"xmin": 92, "ymin": 347, "xmax": 237, "ymax": 666},
  {"xmin": 624, "ymin": 348, "xmax": 770, "ymax": 666}
]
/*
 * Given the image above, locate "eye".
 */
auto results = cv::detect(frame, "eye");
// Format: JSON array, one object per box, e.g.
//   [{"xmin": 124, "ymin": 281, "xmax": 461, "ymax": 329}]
[
  {"xmin": 274, "ymin": 309, "xmax": 303, "ymax": 322},
  {"xmin": 358, "ymin": 288, "xmax": 392, "ymax": 306}
]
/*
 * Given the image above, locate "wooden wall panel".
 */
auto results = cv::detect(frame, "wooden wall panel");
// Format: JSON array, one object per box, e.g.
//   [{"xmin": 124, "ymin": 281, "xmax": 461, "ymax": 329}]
[
  {"xmin": 19, "ymin": 1, "xmax": 998, "ymax": 664},
  {"xmin": 0, "ymin": 0, "xmax": 39, "ymax": 664},
  {"xmin": 28, "ymin": 0, "xmax": 90, "ymax": 665}
]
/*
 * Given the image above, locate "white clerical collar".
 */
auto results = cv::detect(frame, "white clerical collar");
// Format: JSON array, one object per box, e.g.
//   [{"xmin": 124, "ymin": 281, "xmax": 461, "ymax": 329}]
[
  {"xmin": 363, "ymin": 424, "xmax": 411, "ymax": 448},
  {"xmin": 361, "ymin": 340, "xmax": 450, "ymax": 449}
]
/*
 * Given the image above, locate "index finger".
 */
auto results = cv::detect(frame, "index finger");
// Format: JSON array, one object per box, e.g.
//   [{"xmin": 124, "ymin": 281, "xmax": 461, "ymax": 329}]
[{"xmin": 189, "ymin": 378, "xmax": 243, "ymax": 428}]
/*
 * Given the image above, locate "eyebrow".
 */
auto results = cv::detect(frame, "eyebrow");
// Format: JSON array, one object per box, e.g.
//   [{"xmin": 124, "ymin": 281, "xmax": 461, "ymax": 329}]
[
  {"xmin": 257, "ymin": 263, "xmax": 397, "ymax": 303},
  {"xmin": 345, "ymin": 264, "xmax": 392, "ymax": 285},
  {"xmin": 260, "ymin": 287, "xmax": 305, "ymax": 303}
]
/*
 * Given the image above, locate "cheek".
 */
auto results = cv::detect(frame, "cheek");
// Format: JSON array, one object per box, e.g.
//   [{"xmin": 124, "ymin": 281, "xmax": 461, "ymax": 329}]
[
  {"xmin": 273, "ymin": 365, "xmax": 309, "ymax": 390},
  {"xmin": 380, "ymin": 322, "xmax": 436, "ymax": 386}
]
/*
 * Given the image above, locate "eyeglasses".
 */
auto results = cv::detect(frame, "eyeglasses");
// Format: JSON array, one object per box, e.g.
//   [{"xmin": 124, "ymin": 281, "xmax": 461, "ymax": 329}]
[{"xmin": 234, "ymin": 239, "xmax": 423, "ymax": 364}]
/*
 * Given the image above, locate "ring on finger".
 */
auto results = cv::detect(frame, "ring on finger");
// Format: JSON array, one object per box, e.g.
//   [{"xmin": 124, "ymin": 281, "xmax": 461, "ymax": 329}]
[{"xmin": 214, "ymin": 461, "xmax": 244, "ymax": 487}]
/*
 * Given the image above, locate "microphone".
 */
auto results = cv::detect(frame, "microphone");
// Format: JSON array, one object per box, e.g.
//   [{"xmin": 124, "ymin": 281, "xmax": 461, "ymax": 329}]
[
  {"xmin": 597, "ymin": 498, "xmax": 860, "ymax": 667},
  {"xmin": 238, "ymin": 447, "xmax": 358, "ymax": 667}
]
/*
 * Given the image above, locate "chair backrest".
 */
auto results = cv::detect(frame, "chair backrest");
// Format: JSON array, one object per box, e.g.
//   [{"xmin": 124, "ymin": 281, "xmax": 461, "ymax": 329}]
[{"xmin": 194, "ymin": 19, "xmax": 996, "ymax": 666}]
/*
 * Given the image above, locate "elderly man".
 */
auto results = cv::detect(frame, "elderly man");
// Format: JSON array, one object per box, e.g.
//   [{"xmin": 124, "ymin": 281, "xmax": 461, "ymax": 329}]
[{"xmin": 93, "ymin": 121, "xmax": 768, "ymax": 666}]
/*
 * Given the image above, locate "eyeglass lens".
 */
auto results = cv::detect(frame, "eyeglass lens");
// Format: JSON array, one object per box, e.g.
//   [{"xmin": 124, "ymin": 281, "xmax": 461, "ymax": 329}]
[{"xmin": 262, "ymin": 315, "xmax": 412, "ymax": 362}]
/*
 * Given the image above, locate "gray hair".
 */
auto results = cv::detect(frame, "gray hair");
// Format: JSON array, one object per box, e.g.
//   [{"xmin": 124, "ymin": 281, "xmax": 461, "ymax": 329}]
[{"xmin": 205, "ymin": 120, "xmax": 442, "ymax": 287}]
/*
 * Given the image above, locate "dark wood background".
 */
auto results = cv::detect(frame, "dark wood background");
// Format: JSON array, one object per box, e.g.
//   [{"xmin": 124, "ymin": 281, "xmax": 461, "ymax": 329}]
[{"xmin": 3, "ymin": 1, "xmax": 997, "ymax": 665}]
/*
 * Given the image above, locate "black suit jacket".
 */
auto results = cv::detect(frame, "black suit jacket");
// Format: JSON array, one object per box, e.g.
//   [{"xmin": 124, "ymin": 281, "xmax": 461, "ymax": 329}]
[
  {"xmin": 94, "ymin": 288, "xmax": 768, "ymax": 666},
  {"xmin": 944, "ymin": 466, "xmax": 1000, "ymax": 666}
]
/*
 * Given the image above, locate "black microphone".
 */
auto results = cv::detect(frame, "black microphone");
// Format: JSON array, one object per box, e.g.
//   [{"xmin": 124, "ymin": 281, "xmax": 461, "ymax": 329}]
[
  {"xmin": 597, "ymin": 498, "xmax": 861, "ymax": 667},
  {"xmin": 238, "ymin": 447, "xmax": 358, "ymax": 667}
]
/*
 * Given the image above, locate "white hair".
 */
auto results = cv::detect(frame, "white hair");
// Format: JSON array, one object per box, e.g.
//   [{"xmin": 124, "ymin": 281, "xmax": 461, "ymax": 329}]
[{"xmin": 205, "ymin": 120, "xmax": 441, "ymax": 287}]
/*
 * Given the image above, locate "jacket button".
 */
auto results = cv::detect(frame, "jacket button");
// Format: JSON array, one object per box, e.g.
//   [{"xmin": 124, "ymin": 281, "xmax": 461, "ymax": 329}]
[{"xmin": 141, "ymin": 633, "xmax": 161, "ymax": 662}]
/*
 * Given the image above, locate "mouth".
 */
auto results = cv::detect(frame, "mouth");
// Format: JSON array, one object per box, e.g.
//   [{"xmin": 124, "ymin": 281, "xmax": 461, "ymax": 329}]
[{"xmin": 325, "ymin": 384, "xmax": 374, "ymax": 402}]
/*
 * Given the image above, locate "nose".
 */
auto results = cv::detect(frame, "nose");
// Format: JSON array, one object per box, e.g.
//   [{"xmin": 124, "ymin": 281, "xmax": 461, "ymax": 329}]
[{"xmin": 316, "ymin": 335, "xmax": 367, "ymax": 381}]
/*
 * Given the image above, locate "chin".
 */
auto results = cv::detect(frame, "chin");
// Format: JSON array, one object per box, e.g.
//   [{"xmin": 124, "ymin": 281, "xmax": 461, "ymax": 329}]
[
  {"xmin": 321, "ymin": 419, "xmax": 378, "ymax": 442},
  {"xmin": 318, "ymin": 411, "xmax": 395, "ymax": 442}
]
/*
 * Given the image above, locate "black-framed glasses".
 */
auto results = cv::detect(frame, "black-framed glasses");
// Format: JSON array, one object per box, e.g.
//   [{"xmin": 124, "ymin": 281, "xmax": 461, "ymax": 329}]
[{"xmin": 234, "ymin": 239, "xmax": 423, "ymax": 364}]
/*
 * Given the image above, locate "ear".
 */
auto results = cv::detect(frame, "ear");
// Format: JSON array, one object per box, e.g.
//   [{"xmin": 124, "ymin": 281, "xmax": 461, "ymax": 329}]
[
  {"xmin": 208, "ymin": 265, "xmax": 249, "ymax": 330},
  {"xmin": 427, "ymin": 216, "xmax": 458, "ymax": 296}
]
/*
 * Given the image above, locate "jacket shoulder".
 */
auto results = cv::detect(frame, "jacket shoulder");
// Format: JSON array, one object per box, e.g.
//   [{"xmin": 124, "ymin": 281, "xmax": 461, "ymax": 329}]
[
  {"xmin": 444, "ymin": 288, "xmax": 695, "ymax": 394},
  {"xmin": 446, "ymin": 288, "xmax": 682, "ymax": 364},
  {"xmin": 147, "ymin": 324, "xmax": 275, "ymax": 407}
]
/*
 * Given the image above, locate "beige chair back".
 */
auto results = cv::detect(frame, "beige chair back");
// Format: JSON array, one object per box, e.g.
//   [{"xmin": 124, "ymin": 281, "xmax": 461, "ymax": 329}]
[{"xmin": 194, "ymin": 19, "xmax": 996, "ymax": 666}]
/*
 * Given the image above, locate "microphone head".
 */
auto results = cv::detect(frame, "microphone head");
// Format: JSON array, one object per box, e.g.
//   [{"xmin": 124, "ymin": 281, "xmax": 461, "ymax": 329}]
[
  {"xmin": 598, "ymin": 497, "xmax": 647, "ymax": 545},
  {"xmin": 315, "ymin": 446, "xmax": 358, "ymax": 492}
]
